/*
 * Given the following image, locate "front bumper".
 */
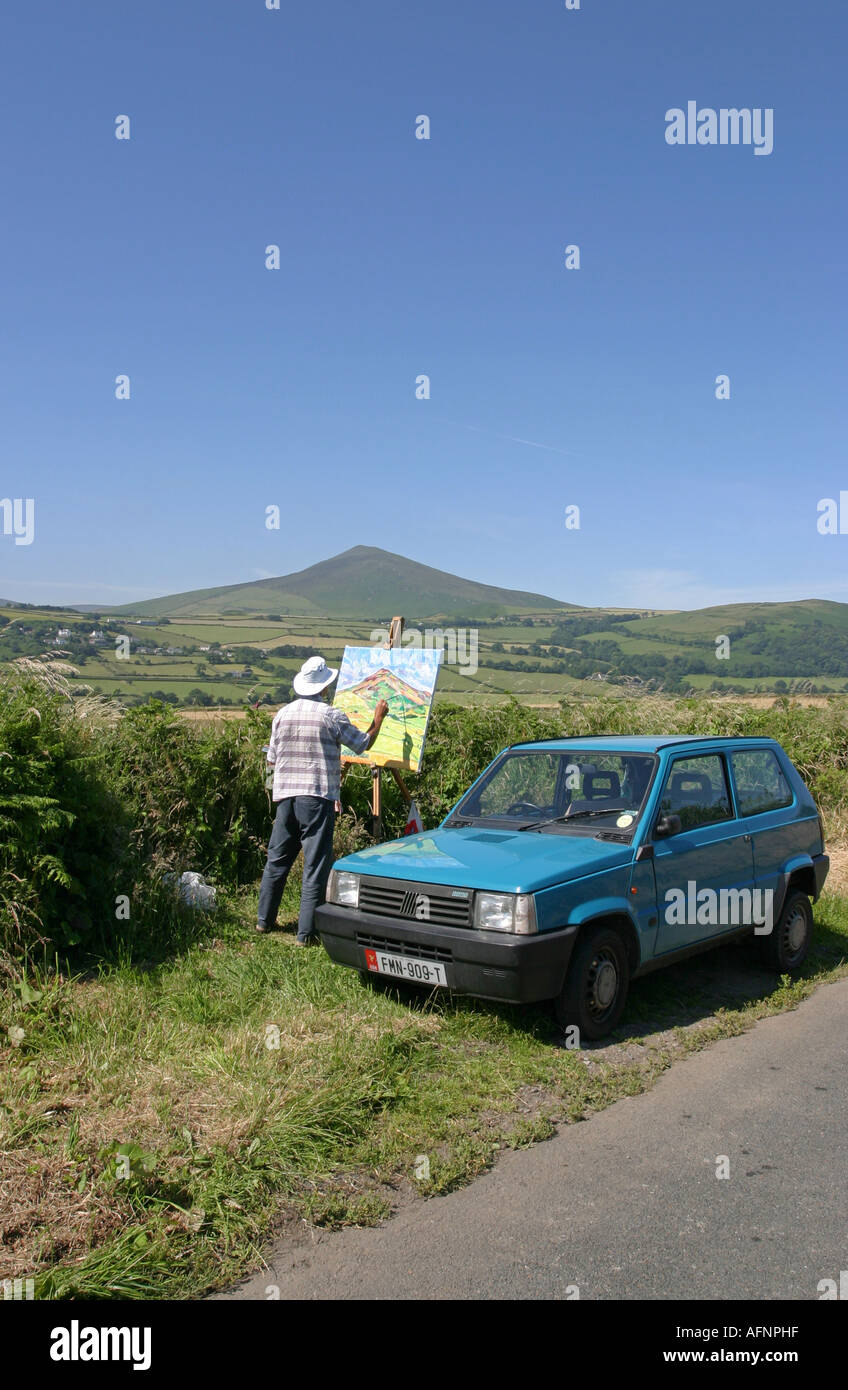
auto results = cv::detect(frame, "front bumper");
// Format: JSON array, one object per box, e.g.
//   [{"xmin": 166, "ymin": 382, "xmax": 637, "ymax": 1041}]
[{"xmin": 315, "ymin": 902, "xmax": 578, "ymax": 1004}]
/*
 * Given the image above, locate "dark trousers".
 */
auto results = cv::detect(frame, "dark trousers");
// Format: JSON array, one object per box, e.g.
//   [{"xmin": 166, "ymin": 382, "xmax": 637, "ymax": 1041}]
[{"xmin": 257, "ymin": 795, "xmax": 336, "ymax": 940}]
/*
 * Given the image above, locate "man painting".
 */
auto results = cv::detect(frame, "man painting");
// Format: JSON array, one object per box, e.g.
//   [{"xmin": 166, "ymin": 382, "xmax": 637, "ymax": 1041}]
[{"xmin": 257, "ymin": 655, "xmax": 388, "ymax": 944}]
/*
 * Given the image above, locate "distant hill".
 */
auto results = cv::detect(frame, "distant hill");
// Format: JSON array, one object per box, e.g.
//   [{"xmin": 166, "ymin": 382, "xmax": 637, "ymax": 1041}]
[
  {"xmin": 97, "ymin": 546, "xmax": 578, "ymax": 620},
  {"xmin": 549, "ymin": 598, "xmax": 848, "ymax": 687},
  {"xmin": 614, "ymin": 598, "xmax": 848, "ymax": 639}
]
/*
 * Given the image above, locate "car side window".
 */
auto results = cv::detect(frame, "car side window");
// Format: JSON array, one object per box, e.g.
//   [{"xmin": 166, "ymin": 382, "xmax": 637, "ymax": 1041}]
[
  {"xmin": 659, "ymin": 754, "xmax": 733, "ymax": 831},
  {"xmin": 730, "ymin": 749, "xmax": 793, "ymax": 816}
]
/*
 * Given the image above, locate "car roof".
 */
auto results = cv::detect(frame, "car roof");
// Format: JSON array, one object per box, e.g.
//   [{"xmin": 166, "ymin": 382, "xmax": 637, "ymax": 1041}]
[{"xmin": 508, "ymin": 735, "xmax": 780, "ymax": 754}]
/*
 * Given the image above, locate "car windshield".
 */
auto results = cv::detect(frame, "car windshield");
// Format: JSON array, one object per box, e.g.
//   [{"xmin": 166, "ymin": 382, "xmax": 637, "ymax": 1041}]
[{"xmin": 451, "ymin": 749, "xmax": 657, "ymax": 832}]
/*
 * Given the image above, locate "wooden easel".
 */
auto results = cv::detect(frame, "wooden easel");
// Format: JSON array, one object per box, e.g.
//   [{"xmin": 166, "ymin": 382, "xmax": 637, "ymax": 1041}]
[{"xmin": 370, "ymin": 615, "xmax": 412, "ymax": 838}]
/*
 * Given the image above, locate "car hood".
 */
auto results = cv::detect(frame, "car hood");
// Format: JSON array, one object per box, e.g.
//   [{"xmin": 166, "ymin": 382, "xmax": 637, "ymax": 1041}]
[{"xmin": 335, "ymin": 825, "xmax": 633, "ymax": 894}]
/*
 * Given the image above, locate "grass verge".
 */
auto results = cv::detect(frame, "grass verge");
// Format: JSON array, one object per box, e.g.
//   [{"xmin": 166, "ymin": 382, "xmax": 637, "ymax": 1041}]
[{"xmin": 2, "ymin": 884, "xmax": 847, "ymax": 1299}]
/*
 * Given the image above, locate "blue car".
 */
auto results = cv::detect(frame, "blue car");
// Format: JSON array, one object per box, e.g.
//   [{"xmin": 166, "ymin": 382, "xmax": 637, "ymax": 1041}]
[{"xmin": 316, "ymin": 736, "xmax": 829, "ymax": 1038}]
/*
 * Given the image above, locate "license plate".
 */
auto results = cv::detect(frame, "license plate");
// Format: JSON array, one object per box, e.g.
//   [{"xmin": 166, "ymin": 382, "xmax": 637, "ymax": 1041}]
[{"xmin": 364, "ymin": 948, "xmax": 449, "ymax": 988}]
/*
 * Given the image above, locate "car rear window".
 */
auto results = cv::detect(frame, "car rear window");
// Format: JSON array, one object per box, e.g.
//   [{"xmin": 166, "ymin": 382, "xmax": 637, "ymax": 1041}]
[{"xmin": 730, "ymin": 749, "xmax": 793, "ymax": 816}]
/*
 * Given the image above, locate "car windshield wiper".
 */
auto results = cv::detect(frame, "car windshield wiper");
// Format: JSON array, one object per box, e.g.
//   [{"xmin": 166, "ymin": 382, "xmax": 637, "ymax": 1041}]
[
  {"xmin": 516, "ymin": 813, "xmax": 570, "ymax": 831},
  {"xmin": 518, "ymin": 808, "xmax": 632, "ymax": 831}
]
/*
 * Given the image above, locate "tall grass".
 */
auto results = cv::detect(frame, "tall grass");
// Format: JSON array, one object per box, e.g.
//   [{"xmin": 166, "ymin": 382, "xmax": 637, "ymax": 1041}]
[{"xmin": 0, "ymin": 663, "xmax": 126, "ymax": 962}]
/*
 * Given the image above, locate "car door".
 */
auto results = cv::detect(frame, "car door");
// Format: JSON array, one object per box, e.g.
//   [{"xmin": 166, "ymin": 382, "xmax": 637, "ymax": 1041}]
[
  {"xmin": 652, "ymin": 752, "xmax": 755, "ymax": 954},
  {"xmin": 728, "ymin": 747, "xmax": 796, "ymax": 916}
]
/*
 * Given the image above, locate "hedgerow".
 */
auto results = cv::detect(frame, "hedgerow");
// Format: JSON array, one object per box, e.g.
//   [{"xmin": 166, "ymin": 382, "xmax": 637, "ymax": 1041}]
[{"xmin": 2, "ymin": 661, "xmax": 845, "ymax": 964}]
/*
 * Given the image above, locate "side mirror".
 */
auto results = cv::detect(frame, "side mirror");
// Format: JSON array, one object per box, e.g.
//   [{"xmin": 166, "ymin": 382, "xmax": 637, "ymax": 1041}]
[{"xmin": 654, "ymin": 813, "xmax": 682, "ymax": 838}]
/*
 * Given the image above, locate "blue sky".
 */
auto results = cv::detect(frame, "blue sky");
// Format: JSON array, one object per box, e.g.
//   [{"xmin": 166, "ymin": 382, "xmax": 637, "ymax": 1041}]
[{"xmin": 1, "ymin": 1, "xmax": 846, "ymax": 610}]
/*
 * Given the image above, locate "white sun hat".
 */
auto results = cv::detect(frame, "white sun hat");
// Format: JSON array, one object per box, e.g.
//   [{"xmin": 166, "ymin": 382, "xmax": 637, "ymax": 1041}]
[{"xmin": 293, "ymin": 655, "xmax": 338, "ymax": 696}]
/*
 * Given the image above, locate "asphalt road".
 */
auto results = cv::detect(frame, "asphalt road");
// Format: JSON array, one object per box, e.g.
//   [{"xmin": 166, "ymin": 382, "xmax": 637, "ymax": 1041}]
[{"xmin": 219, "ymin": 978, "xmax": 848, "ymax": 1300}]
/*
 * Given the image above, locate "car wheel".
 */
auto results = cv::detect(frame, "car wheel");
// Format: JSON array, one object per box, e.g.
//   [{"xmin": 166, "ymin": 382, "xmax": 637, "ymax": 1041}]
[
  {"xmin": 757, "ymin": 889, "xmax": 813, "ymax": 971},
  {"xmin": 555, "ymin": 925, "xmax": 630, "ymax": 1041}
]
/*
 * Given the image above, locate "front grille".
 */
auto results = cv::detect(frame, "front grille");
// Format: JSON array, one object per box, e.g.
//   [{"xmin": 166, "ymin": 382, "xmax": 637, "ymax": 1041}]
[
  {"xmin": 355, "ymin": 931, "xmax": 453, "ymax": 964},
  {"xmin": 358, "ymin": 879, "xmax": 472, "ymax": 928}
]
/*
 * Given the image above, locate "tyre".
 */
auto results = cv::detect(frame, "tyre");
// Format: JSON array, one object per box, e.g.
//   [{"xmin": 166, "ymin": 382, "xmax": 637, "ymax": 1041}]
[
  {"xmin": 555, "ymin": 925, "xmax": 630, "ymax": 1041},
  {"xmin": 757, "ymin": 888, "xmax": 812, "ymax": 972}
]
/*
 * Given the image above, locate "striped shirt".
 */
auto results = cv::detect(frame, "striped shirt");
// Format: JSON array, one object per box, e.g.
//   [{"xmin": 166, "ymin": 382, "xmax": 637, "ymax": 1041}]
[{"xmin": 266, "ymin": 696, "xmax": 370, "ymax": 802}]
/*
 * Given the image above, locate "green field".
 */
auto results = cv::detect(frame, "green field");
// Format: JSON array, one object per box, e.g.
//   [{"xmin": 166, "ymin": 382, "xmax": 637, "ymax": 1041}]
[{"xmin": 3, "ymin": 593, "xmax": 847, "ymax": 707}]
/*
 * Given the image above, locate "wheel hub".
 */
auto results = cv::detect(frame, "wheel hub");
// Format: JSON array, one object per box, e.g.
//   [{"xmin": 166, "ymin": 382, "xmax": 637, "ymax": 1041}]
[{"xmin": 592, "ymin": 957, "xmax": 617, "ymax": 1009}]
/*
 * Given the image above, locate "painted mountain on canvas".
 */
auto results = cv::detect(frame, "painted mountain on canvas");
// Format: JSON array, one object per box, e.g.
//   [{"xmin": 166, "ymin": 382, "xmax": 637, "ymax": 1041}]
[{"xmin": 343, "ymin": 667, "xmax": 429, "ymax": 711}]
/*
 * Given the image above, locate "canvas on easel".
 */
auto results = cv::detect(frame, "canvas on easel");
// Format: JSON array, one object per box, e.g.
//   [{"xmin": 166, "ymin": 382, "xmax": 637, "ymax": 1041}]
[{"xmin": 335, "ymin": 644, "xmax": 442, "ymax": 772}]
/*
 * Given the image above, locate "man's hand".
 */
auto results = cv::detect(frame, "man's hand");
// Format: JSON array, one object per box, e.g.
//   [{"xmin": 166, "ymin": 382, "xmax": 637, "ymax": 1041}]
[{"xmin": 374, "ymin": 699, "xmax": 389, "ymax": 721}]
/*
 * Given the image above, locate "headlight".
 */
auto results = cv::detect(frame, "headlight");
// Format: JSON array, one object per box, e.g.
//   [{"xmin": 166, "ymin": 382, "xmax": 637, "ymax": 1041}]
[
  {"xmin": 326, "ymin": 870, "xmax": 360, "ymax": 907},
  {"xmin": 473, "ymin": 891, "xmax": 537, "ymax": 935}
]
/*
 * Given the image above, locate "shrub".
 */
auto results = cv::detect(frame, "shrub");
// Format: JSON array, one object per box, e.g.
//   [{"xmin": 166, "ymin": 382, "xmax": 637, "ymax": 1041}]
[
  {"xmin": 0, "ymin": 664, "xmax": 126, "ymax": 959},
  {"xmin": 102, "ymin": 702, "xmax": 270, "ymax": 883}
]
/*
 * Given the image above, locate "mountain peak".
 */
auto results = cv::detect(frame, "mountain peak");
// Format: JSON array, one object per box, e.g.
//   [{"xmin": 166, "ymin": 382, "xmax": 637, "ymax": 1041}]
[{"xmin": 103, "ymin": 546, "xmax": 575, "ymax": 619}]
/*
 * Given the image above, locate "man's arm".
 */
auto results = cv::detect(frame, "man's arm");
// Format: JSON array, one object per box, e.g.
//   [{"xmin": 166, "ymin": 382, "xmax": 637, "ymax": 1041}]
[
  {"xmin": 329, "ymin": 698, "xmax": 390, "ymax": 754},
  {"xmin": 361, "ymin": 699, "xmax": 389, "ymax": 751}
]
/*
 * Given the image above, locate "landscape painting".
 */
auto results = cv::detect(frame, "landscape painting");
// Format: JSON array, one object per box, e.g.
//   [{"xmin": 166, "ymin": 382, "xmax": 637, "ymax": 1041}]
[{"xmin": 334, "ymin": 645, "xmax": 443, "ymax": 771}]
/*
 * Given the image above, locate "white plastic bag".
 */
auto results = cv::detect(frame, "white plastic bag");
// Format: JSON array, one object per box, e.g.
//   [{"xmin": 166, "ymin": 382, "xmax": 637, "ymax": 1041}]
[{"xmin": 164, "ymin": 871, "xmax": 217, "ymax": 910}]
